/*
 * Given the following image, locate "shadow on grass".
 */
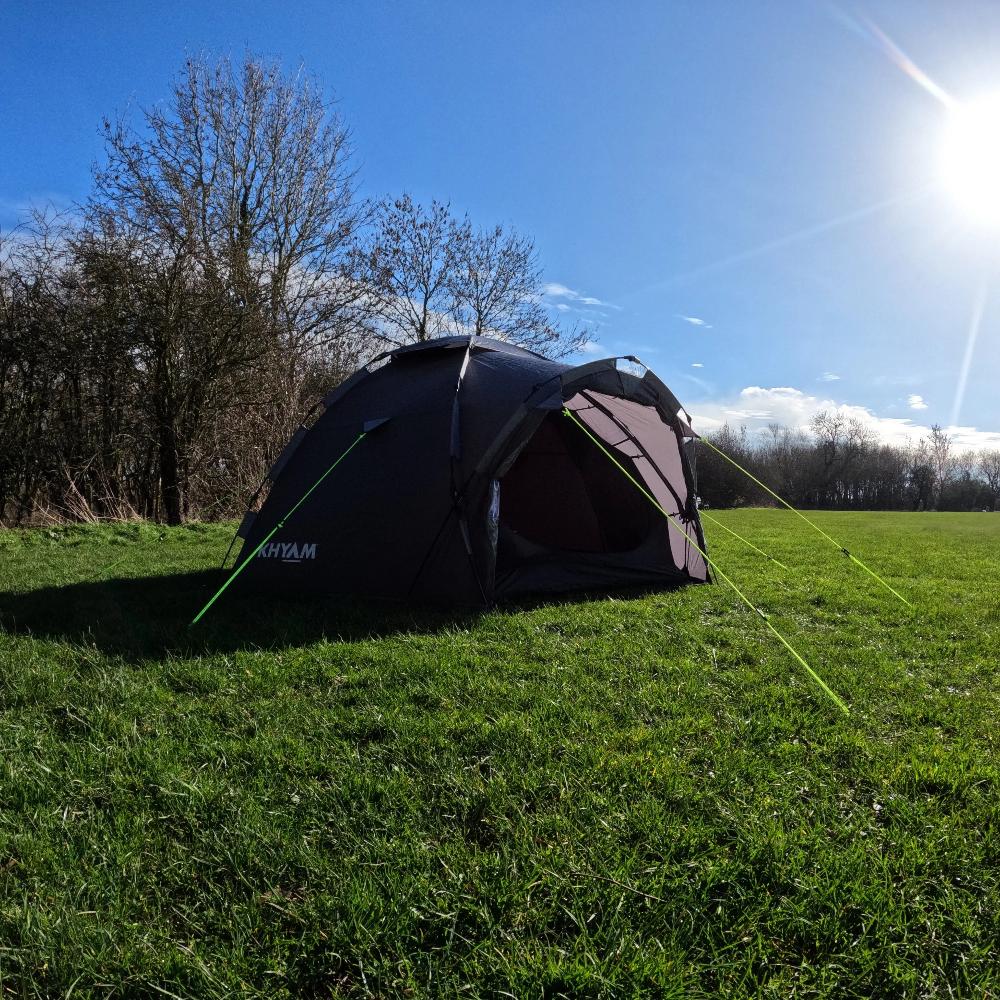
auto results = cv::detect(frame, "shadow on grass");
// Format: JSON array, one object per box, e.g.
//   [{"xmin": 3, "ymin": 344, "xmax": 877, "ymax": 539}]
[
  {"xmin": 0, "ymin": 569, "xmax": 482, "ymax": 662},
  {"xmin": 0, "ymin": 563, "xmax": 704, "ymax": 663}
]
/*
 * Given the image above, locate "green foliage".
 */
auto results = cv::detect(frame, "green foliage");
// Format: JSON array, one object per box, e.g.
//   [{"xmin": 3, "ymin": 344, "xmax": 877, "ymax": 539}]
[{"xmin": 0, "ymin": 511, "xmax": 998, "ymax": 997}]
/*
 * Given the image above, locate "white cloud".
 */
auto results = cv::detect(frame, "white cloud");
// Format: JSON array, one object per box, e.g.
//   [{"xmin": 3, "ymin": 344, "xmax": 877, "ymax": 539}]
[
  {"xmin": 541, "ymin": 282, "xmax": 619, "ymax": 310},
  {"xmin": 677, "ymin": 315, "xmax": 711, "ymax": 328},
  {"xmin": 691, "ymin": 362, "xmax": 704, "ymax": 368},
  {"xmin": 687, "ymin": 385, "xmax": 1000, "ymax": 450},
  {"xmin": 907, "ymin": 394, "xmax": 929, "ymax": 410},
  {"xmin": 818, "ymin": 372, "xmax": 841, "ymax": 382},
  {"xmin": 578, "ymin": 339, "xmax": 603, "ymax": 355},
  {"xmin": 555, "ymin": 303, "xmax": 570, "ymax": 312}
]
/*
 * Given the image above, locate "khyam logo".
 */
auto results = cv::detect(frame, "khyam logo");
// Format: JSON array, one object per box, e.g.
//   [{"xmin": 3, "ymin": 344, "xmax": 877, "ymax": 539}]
[{"xmin": 257, "ymin": 541, "xmax": 317, "ymax": 563}]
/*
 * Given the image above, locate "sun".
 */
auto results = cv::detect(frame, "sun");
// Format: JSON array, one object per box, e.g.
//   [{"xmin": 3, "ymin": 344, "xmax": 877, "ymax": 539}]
[{"xmin": 940, "ymin": 94, "xmax": 1000, "ymax": 225}]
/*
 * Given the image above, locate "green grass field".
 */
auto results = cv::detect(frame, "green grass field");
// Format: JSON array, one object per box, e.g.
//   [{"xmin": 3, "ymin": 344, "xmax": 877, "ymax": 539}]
[{"xmin": 1, "ymin": 510, "xmax": 998, "ymax": 998}]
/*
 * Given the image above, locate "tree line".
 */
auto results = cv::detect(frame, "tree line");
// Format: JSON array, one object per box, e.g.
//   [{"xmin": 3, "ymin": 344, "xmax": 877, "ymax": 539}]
[
  {"xmin": 698, "ymin": 413, "xmax": 1000, "ymax": 512},
  {"xmin": 0, "ymin": 54, "xmax": 582, "ymax": 526}
]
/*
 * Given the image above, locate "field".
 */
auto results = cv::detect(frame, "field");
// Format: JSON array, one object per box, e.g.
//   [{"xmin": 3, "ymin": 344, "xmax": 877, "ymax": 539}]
[{"xmin": 0, "ymin": 510, "xmax": 998, "ymax": 998}]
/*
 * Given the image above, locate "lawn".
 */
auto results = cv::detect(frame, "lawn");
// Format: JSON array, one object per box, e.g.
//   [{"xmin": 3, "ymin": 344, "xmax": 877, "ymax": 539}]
[{"xmin": 0, "ymin": 510, "xmax": 998, "ymax": 998}]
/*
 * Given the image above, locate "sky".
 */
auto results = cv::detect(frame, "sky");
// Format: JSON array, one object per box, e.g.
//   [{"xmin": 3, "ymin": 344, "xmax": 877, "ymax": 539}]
[{"xmin": 3, "ymin": 0, "xmax": 1000, "ymax": 448}]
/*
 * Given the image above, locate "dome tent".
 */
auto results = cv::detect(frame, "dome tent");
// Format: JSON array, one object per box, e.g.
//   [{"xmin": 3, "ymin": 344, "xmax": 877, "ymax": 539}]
[{"xmin": 227, "ymin": 335, "xmax": 710, "ymax": 605}]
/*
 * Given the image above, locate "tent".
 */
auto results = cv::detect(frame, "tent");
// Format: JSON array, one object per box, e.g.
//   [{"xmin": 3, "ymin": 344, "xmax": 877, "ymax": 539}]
[{"xmin": 227, "ymin": 335, "xmax": 709, "ymax": 605}]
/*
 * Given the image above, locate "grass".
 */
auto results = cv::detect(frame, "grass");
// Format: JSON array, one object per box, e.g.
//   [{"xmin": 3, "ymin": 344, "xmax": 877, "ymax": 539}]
[{"xmin": 0, "ymin": 510, "xmax": 998, "ymax": 998}]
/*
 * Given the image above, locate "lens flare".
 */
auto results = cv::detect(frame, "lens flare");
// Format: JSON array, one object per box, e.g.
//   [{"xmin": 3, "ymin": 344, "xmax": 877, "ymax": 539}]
[{"xmin": 857, "ymin": 14, "xmax": 955, "ymax": 110}]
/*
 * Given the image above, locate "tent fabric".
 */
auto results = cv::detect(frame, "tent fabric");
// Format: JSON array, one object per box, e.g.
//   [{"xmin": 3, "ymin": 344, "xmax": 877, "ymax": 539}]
[{"xmin": 232, "ymin": 335, "xmax": 709, "ymax": 605}]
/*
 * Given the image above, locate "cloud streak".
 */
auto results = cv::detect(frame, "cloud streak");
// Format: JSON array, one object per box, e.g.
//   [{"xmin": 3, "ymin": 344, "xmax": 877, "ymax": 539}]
[
  {"xmin": 677, "ymin": 314, "xmax": 711, "ymax": 328},
  {"xmin": 541, "ymin": 282, "xmax": 620, "ymax": 310}
]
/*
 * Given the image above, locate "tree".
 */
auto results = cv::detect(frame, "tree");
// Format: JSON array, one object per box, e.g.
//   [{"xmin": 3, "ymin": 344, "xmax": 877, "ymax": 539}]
[
  {"xmin": 978, "ymin": 449, "xmax": 1000, "ymax": 511},
  {"xmin": 451, "ymin": 223, "xmax": 585, "ymax": 357},
  {"xmin": 699, "ymin": 424, "xmax": 756, "ymax": 507},
  {"xmin": 904, "ymin": 441, "xmax": 935, "ymax": 511},
  {"xmin": 361, "ymin": 196, "xmax": 468, "ymax": 347},
  {"xmin": 756, "ymin": 423, "xmax": 807, "ymax": 503},
  {"xmin": 0, "ymin": 212, "xmax": 134, "ymax": 524},
  {"xmin": 808, "ymin": 410, "xmax": 873, "ymax": 507},
  {"xmin": 361, "ymin": 195, "xmax": 584, "ymax": 357},
  {"xmin": 0, "ymin": 218, "xmax": 67, "ymax": 522},
  {"xmin": 926, "ymin": 424, "xmax": 953, "ymax": 511},
  {"xmin": 88, "ymin": 53, "xmax": 363, "ymax": 523}
]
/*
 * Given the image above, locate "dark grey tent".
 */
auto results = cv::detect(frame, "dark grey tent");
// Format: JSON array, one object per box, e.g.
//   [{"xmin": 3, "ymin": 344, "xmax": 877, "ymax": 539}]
[{"xmin": 229, "ymin": 335, "xmax": 709, "ymax": 605}]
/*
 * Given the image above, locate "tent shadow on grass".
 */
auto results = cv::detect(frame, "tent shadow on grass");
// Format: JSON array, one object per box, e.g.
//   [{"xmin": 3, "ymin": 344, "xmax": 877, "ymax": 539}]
[{"xmin": 0, "ymin": 569, "xmax": 483, "ymax": 663}]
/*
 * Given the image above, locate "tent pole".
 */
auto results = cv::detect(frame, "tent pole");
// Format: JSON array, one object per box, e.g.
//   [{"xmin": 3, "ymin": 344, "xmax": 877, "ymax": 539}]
[
  {"xmin": 563, "ymin": 407, "xmax": 849, "ymax": 715},
  {"xmin": 189, "ymin": 431, "xmax": 367, "ymax": 626},
  {"xmin": 698, "ymin": 437, "xmax": 913, "ymax": 609},
  {"xmin": 699, "ymin": 510, "xmax": 789, "ymax": 570}
]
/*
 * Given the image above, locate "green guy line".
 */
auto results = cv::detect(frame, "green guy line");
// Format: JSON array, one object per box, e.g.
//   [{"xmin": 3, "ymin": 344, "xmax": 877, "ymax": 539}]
[
  {"xmin": 699, "ymin": 510, "xmax": 789, "ymax": 570},
  {"xmin": 563, "ymin": 408, "xmax": 849, "ymax": 715},
  {"xmin": 699, "ymin": 436, "xmax": 913, "ymax": 609},
  {"xmin": 190, "ymin": 431, "xmax": 367, "ymax": 626}
]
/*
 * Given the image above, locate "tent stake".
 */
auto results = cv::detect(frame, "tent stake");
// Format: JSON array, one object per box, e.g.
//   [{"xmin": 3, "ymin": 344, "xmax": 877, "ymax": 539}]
[
  {"xmin": 698, "ymin": 437, "xmax": 913, "ymax": 609},
  {"xmin": 563, "ymin": 408, "xmax": 849, "ymax": 715},
  {"xmin": 189, "ymin": 431, "xmax": 367, "ymax": 626}
]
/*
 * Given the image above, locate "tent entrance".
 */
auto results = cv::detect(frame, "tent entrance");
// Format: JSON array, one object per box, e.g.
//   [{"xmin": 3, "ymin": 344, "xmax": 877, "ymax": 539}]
[
  {"xmin": 498, "ymin": 410, "xmax": 655, "ymax": 555},
  {"xmin": 493, "ymin": 398, "xmax": 692, "ymax": 597}
]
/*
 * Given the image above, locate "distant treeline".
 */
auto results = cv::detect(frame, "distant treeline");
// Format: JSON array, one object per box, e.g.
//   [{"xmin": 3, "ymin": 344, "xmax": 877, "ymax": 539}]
[
  {"xmin": 0, "ymin": 54, "xmax": 582, "ymax": 526},
  {"xmin": 697, "ymin": 417, "xmax": 1000, "ymax": 512}
]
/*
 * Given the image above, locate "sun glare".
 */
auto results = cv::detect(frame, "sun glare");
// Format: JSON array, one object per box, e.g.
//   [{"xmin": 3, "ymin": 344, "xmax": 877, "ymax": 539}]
[{"xmin": 940, "ymin": 94, "xmax": 1000, "ymax": 225}]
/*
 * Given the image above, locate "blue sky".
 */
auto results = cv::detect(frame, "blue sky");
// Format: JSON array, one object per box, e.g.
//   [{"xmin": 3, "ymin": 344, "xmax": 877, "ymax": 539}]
[{"xmin": 3, "ymin": 0, "xmax": 1000, "ymax": 446}]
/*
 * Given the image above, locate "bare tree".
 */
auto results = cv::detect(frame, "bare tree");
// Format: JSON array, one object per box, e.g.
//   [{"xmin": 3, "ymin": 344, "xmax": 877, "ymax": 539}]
[
  {"xmin": 926, "ymin": 424, "xmax": 953, "ymax": 511},
  {"xmin": 978, "ymin": 449, "xmax": 1000, "ymax": 511},
  {"xmin": 451, "ymin": 223, "xmax": 585, "ymax": 357},
  {"xmin": 903, "ymin": 441, "xmax": 934, "ymax": 511},
  {"xmin": 940, "ymin": 449, "xmax": 984, "ymax": 510},
  {"xmin": 88, "ymin": 53, "xmax": 363, "ymax": 522},
  {"xmin": 360, "ymin": 196, "xmax": 468, "ymax": 347},
  {"xmin": 762, "ymin": 423, "xmax": 811, "ymax": 503},
  {"xmin": 360, "ymin": 196, "xmax": 583, "ymax": 357},
  {"xmin": 808, "ymin": 411, "xmax": 873, "ymax": 506},
  {"xmin": 810, "ymin": 411, "xmax": 845, "ymax": 505}
]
